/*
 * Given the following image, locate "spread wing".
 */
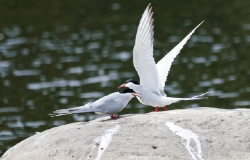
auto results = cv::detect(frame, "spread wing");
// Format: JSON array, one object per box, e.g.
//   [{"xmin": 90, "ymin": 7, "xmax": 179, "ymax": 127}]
[
  {"xmin": 156, "ymin": 21, "xmax": 204, "ymax": 95},
  {"xmin": 133, "ymin": 4, "xmax": 160, "ymax": 94}
]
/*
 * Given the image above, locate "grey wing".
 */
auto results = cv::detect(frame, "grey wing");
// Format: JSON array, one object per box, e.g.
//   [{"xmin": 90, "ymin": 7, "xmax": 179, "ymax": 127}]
[
  {"xmin": 93, "ymin": 99, "xmax": 125, "ymax": 114},
  {"xmin": 93, "ymin": 92, "xmax": 130, "ymax": 114}
]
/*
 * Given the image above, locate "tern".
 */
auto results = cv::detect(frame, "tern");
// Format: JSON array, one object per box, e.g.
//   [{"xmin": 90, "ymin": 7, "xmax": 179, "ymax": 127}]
[
  {"xmin": 50, "ymin": 87, "xmax": 138, "ymax": 119},
  {"xmin": 119, "ymin": 4, "xmax": 208, "ymax": 111}
]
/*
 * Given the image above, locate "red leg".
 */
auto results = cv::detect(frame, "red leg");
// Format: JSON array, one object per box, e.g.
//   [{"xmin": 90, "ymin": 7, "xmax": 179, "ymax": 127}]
[
  {"xmin": 154, "ymin": 106, "xmax": 158, "ymax": 112},
  {"xmin": 163, "ymin": 106, "xmax": 167, "ymax": 111},
  {"xmin": 110, "ymin": 114, "xmax": 118, "ymax": 119}
]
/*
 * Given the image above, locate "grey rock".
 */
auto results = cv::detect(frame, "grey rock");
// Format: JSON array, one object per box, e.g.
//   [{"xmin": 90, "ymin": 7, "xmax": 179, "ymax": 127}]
[{"xmin": 1, "ymin": 107, "xmax": 250, "ymax": 160}]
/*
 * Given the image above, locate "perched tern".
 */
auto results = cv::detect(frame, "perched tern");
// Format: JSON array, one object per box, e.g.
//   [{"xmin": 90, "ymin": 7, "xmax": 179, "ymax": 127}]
[
  {"xmin": 50, "ymin": 88, "xmax": 137, "ymax": 119},
  {"xmin": 119, "ymin": 4, "xmax": 208, "ymax": 111}
]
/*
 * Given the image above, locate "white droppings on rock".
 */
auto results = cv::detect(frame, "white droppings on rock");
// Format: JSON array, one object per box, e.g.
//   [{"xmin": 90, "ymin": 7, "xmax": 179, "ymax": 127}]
[
  {"xmin": 95, "ymin": 125, "xmax": 120, "ymax": 160},
  {"xmin": 80, "ymin": 125, "xmax": 120, "ymax": 160},
  {"xmin": 165, "ymin": 122, "xmax": 203, "ymax": 160}
]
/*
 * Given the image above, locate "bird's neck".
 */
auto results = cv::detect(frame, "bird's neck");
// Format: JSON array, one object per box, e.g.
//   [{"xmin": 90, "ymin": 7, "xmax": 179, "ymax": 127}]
[{"xmin": 129, "ymin": 84, "xmax": 141, "ymax": 93}]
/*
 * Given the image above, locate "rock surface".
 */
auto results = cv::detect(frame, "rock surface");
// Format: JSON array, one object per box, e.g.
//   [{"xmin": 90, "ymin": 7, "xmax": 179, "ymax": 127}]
[{"xmin": 1, "ymin": 107, "xmax": 250, "ymax": 160}]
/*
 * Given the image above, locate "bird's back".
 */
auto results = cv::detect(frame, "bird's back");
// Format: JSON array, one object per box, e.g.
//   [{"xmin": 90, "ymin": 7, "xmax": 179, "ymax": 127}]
[{"xmin": 92, "ymin": 92, "xmax": 133, "ymax": 114}]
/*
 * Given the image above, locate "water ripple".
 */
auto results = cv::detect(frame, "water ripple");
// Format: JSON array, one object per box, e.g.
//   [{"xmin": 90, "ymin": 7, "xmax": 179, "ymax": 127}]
[
  {"xmin": 0, "ymin": 131, "xmax": 16, "ymax": 141},
  {"xmin": 219, "ymin": 92, "xmax": 239, "ymax": 98},
  {"xmin": 199, "ymin": 81, "xmax": 212, "ymax": 87},
  {"xmin": 27, "ymin": 80, "xmax": 81, "ymax": 90},
  {"xmin": 0, "ymin": 107, "xmax": 19, "ymax": 113},
  {"xmin": 60, "ymin": 56, "xmax": 81, "ymax": 63},
  {"xmin": 25, "ymin": 121, "xmax": 46, "ymax": 128},
  {"xmin": 211, "ymin": 43, "xmax": 226, "ymax": 53},
  {"xmin": 234, "ymin": 101, "xmax": 250, "ymax": 106},
  {"xmin": 192, "ymin": 57, "xmax": 207, "ymax": 64},
  {"xmin": 212, "ymin": 78, "xmax": 224, "ymax": 84},
  {"xmin": 79, "ymin": 92, "xmax": 104, "ymax": 99},
  {"xmin": 0, "ymin": 61, "xmax": 11, "ymax": 68},
  {"xmin": 13, "ymin": 69, "xmax": 41, "ymax": 76},
  {"xmin": 6, "ymin": 37, "xmax": 27, "ymax": 46},
  {"xmin": 82, "ymin": 74, "xmax": 118, "ymax": 85},
  {"xmin": 67, "ymin": 67, "xmax": 84, "ymax": 74},
  {"xmin": 87, "ymin": 42, "xmax": 100, "ymax": 49},
  {"xmin": 58, "ymin": 91, "xmax": 75, "ymax": 96},
  {"xmin": 111, "ymin": 51, "xmax": 131, "ymax": 61}
]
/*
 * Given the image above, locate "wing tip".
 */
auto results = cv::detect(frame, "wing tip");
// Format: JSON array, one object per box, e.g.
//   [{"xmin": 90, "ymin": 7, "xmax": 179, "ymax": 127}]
[
  {"xmin": 135, "ymin": 3, "xmax": 155, "ymax": 46},
  {"xmin": 196, "ymin": 20, "xmax": 205, "ymax": 28},
  {"xmin": 147, "ymin": 3, "xmax": 152, "ymax": 8}
]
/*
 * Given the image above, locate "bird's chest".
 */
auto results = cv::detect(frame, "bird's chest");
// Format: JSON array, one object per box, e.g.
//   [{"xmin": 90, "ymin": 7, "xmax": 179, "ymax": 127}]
[{"xmin": 140, "ymin": 92, "xmax": 163, "ymax": 107}]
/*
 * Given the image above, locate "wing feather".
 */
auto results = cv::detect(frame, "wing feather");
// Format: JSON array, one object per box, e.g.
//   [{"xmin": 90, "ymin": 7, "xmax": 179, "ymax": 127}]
[
  {"xmin": 93, "ymin": 92, "xmax": 130, "ymax": 113},
  {"xmin": 133, "ymin": 4, "xmax": 160, "ymax": 94},
  {"xmin": 156, "ymin": 21, "xmax": 204, "ymax": 95}
]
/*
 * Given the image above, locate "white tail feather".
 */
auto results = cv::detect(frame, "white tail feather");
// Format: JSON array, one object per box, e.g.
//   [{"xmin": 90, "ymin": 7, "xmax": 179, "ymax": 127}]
[{"xmin": 190, "ymin": 92, "xmax": 209, "ymax": 99}]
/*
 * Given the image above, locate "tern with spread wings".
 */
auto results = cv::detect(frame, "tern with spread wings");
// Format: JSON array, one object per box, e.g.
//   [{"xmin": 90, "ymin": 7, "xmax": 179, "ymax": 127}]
[{"xmin": 119, "ymin": 4, "xmax": 208, "ymax": 111}]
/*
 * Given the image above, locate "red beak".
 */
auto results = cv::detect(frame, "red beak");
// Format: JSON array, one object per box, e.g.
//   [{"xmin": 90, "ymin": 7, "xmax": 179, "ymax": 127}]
[{"xmin": 118, "ymin": 84, "xmax": 126, "ymax": 89}]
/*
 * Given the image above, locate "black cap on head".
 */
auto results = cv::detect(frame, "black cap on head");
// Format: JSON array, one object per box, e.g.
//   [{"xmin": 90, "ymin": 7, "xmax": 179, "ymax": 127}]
[
  {"xmin": 125, "ymin": 79, "xmax": 139, "ymax": 85},
  {"xmin": 119, "ymin": 88, "xmax": 135, "ymax": 94}
]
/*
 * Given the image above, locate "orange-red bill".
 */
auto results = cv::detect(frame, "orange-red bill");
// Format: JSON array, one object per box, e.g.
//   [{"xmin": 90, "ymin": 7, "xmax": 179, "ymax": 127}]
[{"xmin": 118, "ymin": 84, "xmax": 126, "ymax": 89}]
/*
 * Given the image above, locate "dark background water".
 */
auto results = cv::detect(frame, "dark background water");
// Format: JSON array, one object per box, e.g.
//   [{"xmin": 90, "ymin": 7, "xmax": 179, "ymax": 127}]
[{"xmin": 1, "ymin": 0, "xmax": 250, "ymax": 155}]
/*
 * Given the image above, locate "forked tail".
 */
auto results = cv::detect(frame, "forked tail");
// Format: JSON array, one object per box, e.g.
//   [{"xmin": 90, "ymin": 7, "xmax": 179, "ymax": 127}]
[
  {"xmin": 49, "ymin": 102, "xmax": 94, "ymax": 117},
  {"xmin": 179, "ymin": 91, "xmax": 209, "ymax": 101},
  {"xmin": 170, "ymin": 92, "xmax": 209, "ymax": 102},
  {"xmin": 190, "ymin": 92, "xmax": 209, "ymax": 99}
]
